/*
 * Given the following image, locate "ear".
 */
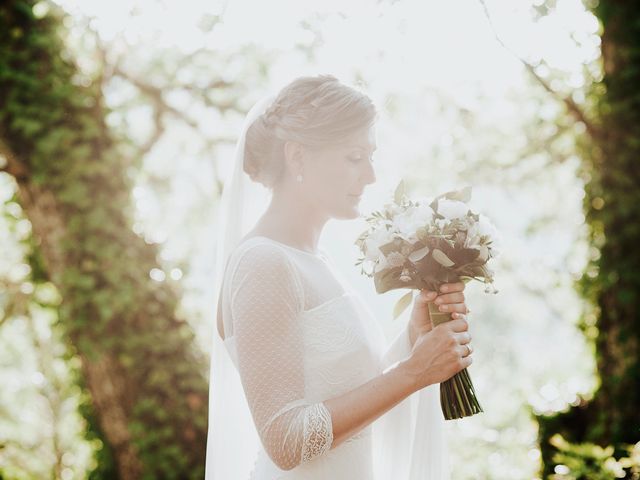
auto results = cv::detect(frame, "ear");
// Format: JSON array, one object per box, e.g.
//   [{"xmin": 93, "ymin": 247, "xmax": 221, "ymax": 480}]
[{"xmin": 283, "ymin": 140, "xmax": 304, "ymax": 175}]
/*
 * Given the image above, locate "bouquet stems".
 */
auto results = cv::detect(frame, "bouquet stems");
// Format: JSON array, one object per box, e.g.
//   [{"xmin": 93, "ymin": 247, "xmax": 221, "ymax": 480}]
[{"xmin": 427, "ymin": 301, "xmax": 483, "ymax": 420}]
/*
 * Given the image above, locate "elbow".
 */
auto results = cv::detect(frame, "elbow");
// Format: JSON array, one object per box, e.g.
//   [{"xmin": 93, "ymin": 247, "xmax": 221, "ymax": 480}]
[
  {"xmin": 265, "ymin": 449, "xmax": 298, "ymax": 471},
  {"xmin": 259, "ymin": 423, "xmax": 302, "ymax": 471},
  {"xmin": 278, "ymin": 462, "xmax": 297, "ymax": 472},
  {"xmin": 261, "ymin": 402, "xmax": 333, "ymax": 471}
]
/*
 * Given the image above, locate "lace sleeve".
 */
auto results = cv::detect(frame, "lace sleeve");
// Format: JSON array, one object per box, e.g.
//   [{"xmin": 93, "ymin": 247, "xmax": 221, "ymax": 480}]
[{"xmin": 229, "ymin": 243, "xmax": 333, "ymax": 471}]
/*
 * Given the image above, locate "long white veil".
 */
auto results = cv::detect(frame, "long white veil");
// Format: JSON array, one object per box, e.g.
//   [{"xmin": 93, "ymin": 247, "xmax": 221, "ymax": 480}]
[
  {"xmin": 205, "ymin": 93, "xmax": 275, "ymax": 480},
  {"xmin": 204, "ymin": 89, "xmax": 450, "ymax": 479}
]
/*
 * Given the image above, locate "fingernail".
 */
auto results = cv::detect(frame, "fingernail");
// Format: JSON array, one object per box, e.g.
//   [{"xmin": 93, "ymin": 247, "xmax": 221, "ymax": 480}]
[{"xmin": 427, "ymin": 292, "xmax": 437, "ymax": 300}]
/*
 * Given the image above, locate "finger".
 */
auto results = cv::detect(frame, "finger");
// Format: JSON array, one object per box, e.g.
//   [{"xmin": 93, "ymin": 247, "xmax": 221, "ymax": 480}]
[
  {"xmin": 447, "ymin": 318, "xmax": 469, "ymax": 332},
  {"xmin": 457, "ymin": 343, "xmax": 473, "ymax": 358},
  {"xmin": 437, "ymin": 302, "xmax": 469, "ymax": 314},
  {"xmin": 454, "ymin": 331, "xmax": 471, "ymax": 345},
  {"xmin": 434, "ymin": 292, "xmax": 465, "ymax": 305},
  {"xmin": 440, "ymin": 282, "xmax": 465, "ymax": 294},
  {"xmin": 419, "ymin": 289, "xmax": 438, "ymax": 302},
  {"xmin": 451, "ymin": 312, "xmax": 467, "ymax": 321},
  {"xmin": 460, "ymin": 355, "xmax": 473, "ymax": 368}
]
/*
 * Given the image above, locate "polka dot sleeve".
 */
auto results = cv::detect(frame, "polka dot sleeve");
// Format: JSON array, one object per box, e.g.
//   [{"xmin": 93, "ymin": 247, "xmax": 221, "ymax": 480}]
[{"xmin": 229, "ymin": 243, "xmax": 333, "ymax": 471}]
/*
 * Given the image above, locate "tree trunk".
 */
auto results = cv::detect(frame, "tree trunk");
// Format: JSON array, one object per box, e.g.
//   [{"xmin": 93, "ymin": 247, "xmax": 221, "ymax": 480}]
[
  {"xmin": 537, "ymin": 1, "xmax": 640, "ymax": 476},
  {"xmin": 0, "ymin": 2, "xmax": 209, "ymax": 478}
]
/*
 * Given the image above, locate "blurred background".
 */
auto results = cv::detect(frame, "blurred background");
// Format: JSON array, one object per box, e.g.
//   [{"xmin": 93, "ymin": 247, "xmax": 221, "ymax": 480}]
[{"xmin": 1, "ymin": 0, "xmax": 638, "ymax": 478}]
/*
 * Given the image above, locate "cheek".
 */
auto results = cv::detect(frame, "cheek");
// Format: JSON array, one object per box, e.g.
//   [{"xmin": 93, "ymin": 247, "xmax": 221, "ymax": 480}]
[
  {"xmin": 309, "ymin": 156, "xmax": 352, "ymax": 191},
  {"xmin": 305, "ymin": 152, "xmax": 363, "ymax": 212}
]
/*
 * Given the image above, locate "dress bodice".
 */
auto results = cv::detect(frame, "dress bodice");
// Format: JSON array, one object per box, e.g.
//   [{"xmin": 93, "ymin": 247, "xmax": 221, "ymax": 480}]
[{"xmin": 220, "ymin": 236, "xmax": 390, "ymax": 479}]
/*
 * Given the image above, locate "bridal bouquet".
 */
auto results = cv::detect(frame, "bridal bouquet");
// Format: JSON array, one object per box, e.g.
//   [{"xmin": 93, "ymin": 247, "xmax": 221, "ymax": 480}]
[{"xmin": 354, "ymin": 181, "xmax": 500, "ymax": 420}]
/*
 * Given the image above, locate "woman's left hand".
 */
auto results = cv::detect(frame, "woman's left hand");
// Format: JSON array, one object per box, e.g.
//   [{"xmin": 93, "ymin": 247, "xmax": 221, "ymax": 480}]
[{"xmin": 409, "ymin": 281, "xmax": 470, "ymax": 335}]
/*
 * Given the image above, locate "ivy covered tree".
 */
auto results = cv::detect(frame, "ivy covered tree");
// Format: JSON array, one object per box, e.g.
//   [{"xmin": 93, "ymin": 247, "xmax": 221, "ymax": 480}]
[
  {"xmin": 0, "ymin": 2, "xmax": 216, "ymax": 478},
  {"xmin": 536, "ymin": 1, "xmax": 640, "ymax": 477}
]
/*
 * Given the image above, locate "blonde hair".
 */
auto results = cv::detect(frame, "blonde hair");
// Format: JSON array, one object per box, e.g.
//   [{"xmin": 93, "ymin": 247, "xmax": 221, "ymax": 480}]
[{"xmin": 243, "ymin": 74, "xmax": 377, "ymax": 189}]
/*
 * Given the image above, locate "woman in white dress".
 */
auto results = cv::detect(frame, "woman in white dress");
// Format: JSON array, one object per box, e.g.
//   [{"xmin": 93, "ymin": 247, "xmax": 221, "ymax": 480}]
[{"xmin": 205, "ymin": 74, "xmax": 473, "ymax": 480}]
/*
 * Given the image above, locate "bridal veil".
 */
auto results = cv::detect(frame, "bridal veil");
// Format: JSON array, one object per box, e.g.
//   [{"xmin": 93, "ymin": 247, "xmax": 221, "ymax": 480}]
[{"xmin": 205, "ymin": 88, "xmax": 450, "ymax": 479}]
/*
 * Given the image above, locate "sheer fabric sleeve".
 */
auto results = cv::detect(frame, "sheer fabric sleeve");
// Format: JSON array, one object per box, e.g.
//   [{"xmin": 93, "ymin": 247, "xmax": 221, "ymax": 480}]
[{"xmin": 229, "ymin": 243, "xmax": 333, "ymax": 471}]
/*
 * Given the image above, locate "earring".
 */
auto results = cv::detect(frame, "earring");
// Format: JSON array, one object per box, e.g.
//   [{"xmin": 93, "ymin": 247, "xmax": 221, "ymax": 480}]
[{"xmin": 296, "ymin": 174, "xmax": 303, "ymax": 183}]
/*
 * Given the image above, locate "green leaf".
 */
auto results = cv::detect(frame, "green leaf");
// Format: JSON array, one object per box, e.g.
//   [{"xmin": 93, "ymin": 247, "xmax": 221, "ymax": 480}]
[
  {"xmin": 393, "ymin": 290, "xmax": 413, "ymax": 320},
  {"xmin": 408, "ymin": 245, "xmax": 430, "ymax": 263},
  {"xmin": 431, "ymin": 186, "xmax": 473, "ymax": 209},
  {"xmin": 394, "ymin": 179, "xmax": 405, "ymax": 204},
  {"xmin": 448, "ymin": 185, "xmax": 472, "ymax": 203},
  {"xmin": 432, "ymin": 248, "xmax": 455, "ymax": 267}
]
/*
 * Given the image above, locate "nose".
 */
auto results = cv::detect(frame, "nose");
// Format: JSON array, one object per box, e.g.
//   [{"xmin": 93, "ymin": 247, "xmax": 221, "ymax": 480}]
[{"xmin": 363, "ymin": 159, "xmax": 376, "ymax": 185}]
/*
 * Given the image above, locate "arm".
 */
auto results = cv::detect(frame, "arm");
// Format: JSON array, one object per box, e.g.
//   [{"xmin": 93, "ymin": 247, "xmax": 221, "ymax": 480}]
[
  {"xmin": 230, "ymin": 244, "xmax": 428, "ymax": 469},
  {"xmin": 327, "ymin": 281, "xmax": 474, "ymax": 450},
  {"xmin": 326, "ymin": 311, "xmax": 474, "ymax": 450},
  {"xmin": 323, "ymin": 357, "xmax": 418, "ymax": 449},
  {"xmin": 231, "ymin": 244, "xmax": 336, "ymax": 471}
]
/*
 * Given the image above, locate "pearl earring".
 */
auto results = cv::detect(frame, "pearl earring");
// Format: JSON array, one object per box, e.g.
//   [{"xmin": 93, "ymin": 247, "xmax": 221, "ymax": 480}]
[{"xmin": 296, "ymin": 174, "xmax": 303, "ymax": 183}]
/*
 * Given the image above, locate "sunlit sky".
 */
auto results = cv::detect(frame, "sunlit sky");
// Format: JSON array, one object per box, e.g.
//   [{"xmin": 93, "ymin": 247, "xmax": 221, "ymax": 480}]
[
  {"xmin": 55, "ymin": 0, "xmax": 598, "ymax": 89},
  {"xmin": 19, "ymin": 1, "xmax": 601, "ymax": 477}
]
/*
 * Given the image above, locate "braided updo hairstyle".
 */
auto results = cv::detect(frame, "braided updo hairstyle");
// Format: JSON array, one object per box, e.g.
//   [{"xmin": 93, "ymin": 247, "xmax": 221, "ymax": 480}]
[{"xmin": 243, "ymin": 74, "xmax": 377, "ymax": 189}]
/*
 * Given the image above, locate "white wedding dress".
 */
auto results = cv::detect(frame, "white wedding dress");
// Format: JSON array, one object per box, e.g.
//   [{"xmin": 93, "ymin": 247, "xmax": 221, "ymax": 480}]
[{"xmin": 217, "ymin": 235, "xmax": 449, "ymax": 480}]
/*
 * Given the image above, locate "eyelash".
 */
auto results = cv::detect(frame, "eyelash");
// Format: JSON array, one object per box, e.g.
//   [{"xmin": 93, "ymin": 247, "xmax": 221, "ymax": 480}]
[{"xmin": 349, "ymin": 155, "xmax": 374, "ymax": 163}]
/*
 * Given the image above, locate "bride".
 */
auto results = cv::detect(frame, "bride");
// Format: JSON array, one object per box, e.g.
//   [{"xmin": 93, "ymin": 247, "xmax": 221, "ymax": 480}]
[{"xmin": 205, "ymin": 74, "xmax": 473, "ymax": 479}]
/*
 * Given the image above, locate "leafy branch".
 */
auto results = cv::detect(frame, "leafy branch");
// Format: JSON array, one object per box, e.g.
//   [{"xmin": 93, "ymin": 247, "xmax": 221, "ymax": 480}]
[{"xmin": 477, "ymin": 0, "xmax": 602, "ymax": 140}]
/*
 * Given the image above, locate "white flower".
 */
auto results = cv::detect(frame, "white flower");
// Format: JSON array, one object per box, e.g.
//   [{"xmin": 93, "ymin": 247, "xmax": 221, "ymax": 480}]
[
  {"xmin": 415, "ymin": 203, "xmax": 435, "ymax": 224},
  {"xmin": 488, "ymin": 235, "xmax": 502, "ymax": 258},
  {"xmin": 393, "ymin": 204, "xmax": 435, "ymax": 244},
  {"xmin": 384, "ymin": 202, "xmax": 403, "ymax": 217},
  {"xmin": 434, "ymin": 218, "xmax": 449, "ymax": 230},
  {"xmin": 374, "ymin": 255, "xmax": 390, "ymax": 273},
  {"xmin": 414, "ymin": 196, "xmax": 433, "ymax": 207},
  {"xmin": 464, "ymin": 214, "xmax": 502, "ymax": 258},
  {"xmin": 437, "ymin": 199, "xmax": 469, "ymax": 221},
  {"xmin": 364, "ymin": 225, "xmax": 395, "ymax": 261},
  {"xmin": 478, "ymin": 213, "xmax": 498, "ymax": 238}
]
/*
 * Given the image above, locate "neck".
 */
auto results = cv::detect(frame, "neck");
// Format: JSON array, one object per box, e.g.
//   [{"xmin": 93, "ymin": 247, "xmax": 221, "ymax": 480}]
[{"xmin": 253, "ymin": 185, "xmax": 329, "ymax": 253}]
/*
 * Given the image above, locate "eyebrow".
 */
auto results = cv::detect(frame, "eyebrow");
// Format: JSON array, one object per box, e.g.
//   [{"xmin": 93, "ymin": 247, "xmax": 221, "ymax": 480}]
[{"xmin": 347, "ymin": 144, "xmax": 377, "ymax": 151}]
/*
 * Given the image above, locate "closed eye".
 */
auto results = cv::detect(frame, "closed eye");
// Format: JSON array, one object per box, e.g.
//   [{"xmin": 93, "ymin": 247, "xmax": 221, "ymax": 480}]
[{"xmin": 348, "ymin": 154, "xmax": 374, "ymax": 163}]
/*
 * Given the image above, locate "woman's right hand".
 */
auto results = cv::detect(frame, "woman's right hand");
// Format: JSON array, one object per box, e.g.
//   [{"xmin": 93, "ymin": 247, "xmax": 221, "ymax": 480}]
[{"xmin": 400, "ymin": 316, "xmax": 473, "ymax": 391}]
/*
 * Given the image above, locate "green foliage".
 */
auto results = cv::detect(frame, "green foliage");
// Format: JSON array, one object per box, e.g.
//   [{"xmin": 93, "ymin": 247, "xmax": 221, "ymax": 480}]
[
  {"xmin": 0, "ymin": 1, "xmax": 209, "ymax": 478},
  {"xmin": 536, "ymin": 1, "xmax": 640, "ymax": 478},
  {"xmin": 548, "ymin": 435, "xmax": 640, "ymax": 480}
]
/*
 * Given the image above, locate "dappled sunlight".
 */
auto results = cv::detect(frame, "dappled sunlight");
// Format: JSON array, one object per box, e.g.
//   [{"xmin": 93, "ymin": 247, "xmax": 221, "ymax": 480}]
[{"xmin": 0, "ymin": 0, "xmax": 610, "ymax": 478}]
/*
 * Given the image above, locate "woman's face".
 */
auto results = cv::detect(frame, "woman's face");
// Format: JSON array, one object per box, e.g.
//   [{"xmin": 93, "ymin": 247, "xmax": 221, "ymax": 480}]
[{"xmin": 299, "ymin": 124, "xmax": 377, "ymax": 220}]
